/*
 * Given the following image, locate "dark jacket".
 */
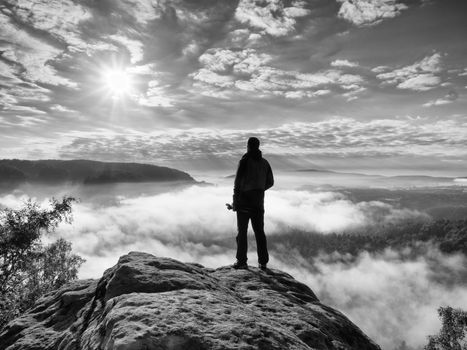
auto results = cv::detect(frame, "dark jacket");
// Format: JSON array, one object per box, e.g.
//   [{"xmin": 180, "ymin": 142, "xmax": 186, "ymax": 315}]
[{"xmin": 233, "ymin": 150, "xmax": 274, "ymax": 211}]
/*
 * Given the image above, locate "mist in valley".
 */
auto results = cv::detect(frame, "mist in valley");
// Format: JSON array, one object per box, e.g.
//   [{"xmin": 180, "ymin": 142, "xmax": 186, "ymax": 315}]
[{"xmin": 1, "ymin": 171, "xmax": 466, "ymax": 349}]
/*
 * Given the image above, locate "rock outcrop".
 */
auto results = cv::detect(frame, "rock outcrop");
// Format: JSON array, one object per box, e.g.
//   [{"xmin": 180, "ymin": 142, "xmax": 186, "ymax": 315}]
[{"xmin": 0, "ymin": 252, "xmax": 381, "ymax": 350}]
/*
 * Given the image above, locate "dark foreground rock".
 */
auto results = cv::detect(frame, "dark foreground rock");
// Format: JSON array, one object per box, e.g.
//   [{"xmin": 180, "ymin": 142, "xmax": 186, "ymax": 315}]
[{"xmin": 0, "ymin": 252, "xmax": 381, "ymax": 350}]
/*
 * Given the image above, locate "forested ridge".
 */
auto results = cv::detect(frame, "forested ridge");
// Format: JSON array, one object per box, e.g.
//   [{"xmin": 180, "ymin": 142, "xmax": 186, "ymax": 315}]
[
  {"xmin": 0, "ymin": 159, "xmax": 194, "ymax": 185},
  {"xmin": 270, "ymin": 219, "xmax": 467, "ymax": 259}
]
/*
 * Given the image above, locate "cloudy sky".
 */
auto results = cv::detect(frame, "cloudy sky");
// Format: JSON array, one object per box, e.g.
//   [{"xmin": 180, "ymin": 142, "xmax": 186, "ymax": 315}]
[{"xmin": 1, "ymin": 0, "xmax": 466, "ymax": 175}]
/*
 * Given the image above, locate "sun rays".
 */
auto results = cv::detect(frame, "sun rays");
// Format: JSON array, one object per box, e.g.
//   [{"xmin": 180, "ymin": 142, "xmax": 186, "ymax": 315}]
[{"xmin": 100, "ymin": 67, "xmax": 134, "ymax": 99}]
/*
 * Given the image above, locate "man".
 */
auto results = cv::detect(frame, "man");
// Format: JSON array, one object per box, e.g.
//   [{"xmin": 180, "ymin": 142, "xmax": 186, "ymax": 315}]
[{"xmin": 232, "ymin": 137, "xmax": 274, "ymax": 270}]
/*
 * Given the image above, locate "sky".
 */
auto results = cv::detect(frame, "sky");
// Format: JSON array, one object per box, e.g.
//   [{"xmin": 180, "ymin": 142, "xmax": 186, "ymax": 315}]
[{"xmin": 1, "ymin": 0, "xmax": 467, "ymax": 175}]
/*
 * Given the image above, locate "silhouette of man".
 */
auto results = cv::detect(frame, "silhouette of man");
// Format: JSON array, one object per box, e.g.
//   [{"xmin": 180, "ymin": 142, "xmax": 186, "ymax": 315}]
[{"xmin": 232, "ymin": 137, "xmax": 274, "ymax": 270}]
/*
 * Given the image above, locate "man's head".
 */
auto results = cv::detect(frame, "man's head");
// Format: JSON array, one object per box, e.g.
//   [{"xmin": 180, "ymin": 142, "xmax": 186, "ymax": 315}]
[{"xmin": 247, "ymin": 137, "xmax": 260, "ymax": 152}]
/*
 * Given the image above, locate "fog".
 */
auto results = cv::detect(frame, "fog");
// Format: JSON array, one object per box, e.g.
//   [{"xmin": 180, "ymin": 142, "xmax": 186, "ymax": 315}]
[
  {"xmin": 275, "ymin": 247, "xmax": 467, "ymax": 350},
  {"xmin": 0, "ymin": 176, "xmax": 465, "ymax": 350},
  {"xmin": 0, "ymin": 182, "xmax": 428, "ymax": 273}
]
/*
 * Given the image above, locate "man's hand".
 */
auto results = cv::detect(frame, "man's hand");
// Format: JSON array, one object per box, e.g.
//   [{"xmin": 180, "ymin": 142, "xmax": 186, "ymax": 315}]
[{"xmin": 226, "ymin": 203, "xmax": 236, "ymax": 211}]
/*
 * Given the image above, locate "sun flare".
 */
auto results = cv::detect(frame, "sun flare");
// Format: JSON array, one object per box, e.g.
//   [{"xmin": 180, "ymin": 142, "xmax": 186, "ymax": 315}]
[{"xmin": 101, "ymin": 67, "xmax": 133, "ymax": 98}]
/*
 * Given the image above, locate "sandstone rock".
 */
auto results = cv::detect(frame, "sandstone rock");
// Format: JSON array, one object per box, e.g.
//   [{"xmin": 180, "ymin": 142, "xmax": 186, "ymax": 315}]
[{"xmin": 0, "ymin": 252, "xmax": 381, "ymax": 350}]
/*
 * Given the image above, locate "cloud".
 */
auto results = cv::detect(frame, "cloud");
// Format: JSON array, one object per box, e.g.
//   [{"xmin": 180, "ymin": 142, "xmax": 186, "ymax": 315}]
[
  {"xmin": 137, "ymin": 81, "xmax": 175, "ymax": 107},
  {"xmin": 113, "ymin": 0, "xmax": 162, "ymax": 25},
  {"xmin": 331, "ymin": 59, "xmax": 359, "ymax": 68},
  {"xmin": 0, "ymin": 12, "xmax": 77, "ymax": 88},
  {"xmin": 267, "ymin": 190, "xmax": 427, "ymax": 233},
  {"xmin": 1, "ymin": 185, "xmax": 465, "ymax": 350},
  {"xmin": 191, "ymin": 69, "xmax": 235, "ymax": 89},
  {"xmin": 191, "ymin": 48, "xmax": 365, "ymax": 99},
  {"xmin": 0, "ymin": 57, "xmax": 52, "ymax": 114},
  {"xmin": 235, "ymin": 0, "xmax": 310, "ymax": 37},
  {"xmin": 224, "ymin": 29, "xmax": 264, "ymax": 49},
  {"xmin": 396, "ymin": 74, "xmax": 440, "ymax": 91},
  {"xmin": 423, "ymin": 90, "xmax": 458, "ymax": 107},
  {"xmin": 7, "ymin": 0, "xmax": 92, "ymax": 51},
  {"xmin": 0, "ymin": 60, "xmax": 20, "ymax": 82},
  {"xmin": 66, "ymin": 185, "xmax": 425, "ymax": 245},
  {"xmin": 280, "ymin": 247, "xmax": 467, "ymax": 350},
  {"xmin": 200, "ymin": 49, "xmax": 271, "ymax": 74},
  {"xmin": 371, "ymin": 66, "xmax": 390, "ymax": 74},
  {"xmin": 57, "ymin": 117, "xmax": 467, "ymax": 168},
  {"xmin": 376, "ymin": 53, "xmax": 444, "ymax": 91},
  {"xmin": 0, "ymin": 184, "xmax": 428, "ymax": 274},
  {"xmin": 108, "ymin": 35, "xmax": 144, "ymax": 64},
  {"xmin": 336, "ymin": 0, "xmax": 409, "ymax": 26},
  {"xmin": 50, "ymin": 104, "xmax": 76, "ymax": 113}
]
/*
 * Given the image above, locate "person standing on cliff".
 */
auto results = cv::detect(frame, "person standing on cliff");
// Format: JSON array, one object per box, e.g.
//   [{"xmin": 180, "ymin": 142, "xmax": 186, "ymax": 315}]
[{"xmin": 231, "ymin": 137, "xmax": 274, "ymax": 270}]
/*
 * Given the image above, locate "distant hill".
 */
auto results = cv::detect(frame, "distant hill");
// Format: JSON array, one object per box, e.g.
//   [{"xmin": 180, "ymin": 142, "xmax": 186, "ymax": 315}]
[
  {"xmin": 0, "ymin": 159, "xmax": 195, "ymax": 185},
  {"xmin": 297, "ymin": 168, "xmax": 454, "ymax": 181},
  {"xmin": 294, "ymin": 168, "xmax": 460, "ymax": 188}
]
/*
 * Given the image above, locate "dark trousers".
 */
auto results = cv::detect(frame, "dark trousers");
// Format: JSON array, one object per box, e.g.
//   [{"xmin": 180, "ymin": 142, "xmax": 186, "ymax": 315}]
[{"xmin": 236, "ymin": 209, "xmax": 269, "ymax": 265}]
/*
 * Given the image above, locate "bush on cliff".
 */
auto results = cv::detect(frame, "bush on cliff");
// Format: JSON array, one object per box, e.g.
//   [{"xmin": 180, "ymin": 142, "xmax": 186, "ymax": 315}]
[
  {"xmin": 0, "ymin": 197, "xmax": 84, "ymax": 328},
  {"xmin": 425, "ymin": 306, "xmax": 467, "ymax": 350}
]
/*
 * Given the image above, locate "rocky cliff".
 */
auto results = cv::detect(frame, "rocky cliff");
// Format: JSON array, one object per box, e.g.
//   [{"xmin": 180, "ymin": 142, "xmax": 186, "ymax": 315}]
[{"xmin": 0, "ymin": 252, "xmax": 381, "ymax": 350}]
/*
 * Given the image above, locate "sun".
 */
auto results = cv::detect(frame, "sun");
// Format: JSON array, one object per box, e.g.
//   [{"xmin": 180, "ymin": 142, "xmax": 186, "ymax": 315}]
[{"xmin": 101, "ymin": 67, "xmax": 133, "ymax": 98}]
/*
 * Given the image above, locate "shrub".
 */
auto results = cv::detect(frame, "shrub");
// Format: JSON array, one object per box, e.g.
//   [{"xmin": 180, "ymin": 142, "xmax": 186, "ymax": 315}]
[
  {"xmin": 0, "ymin": 197, "xmax": 85, "ymax": 328},
  {"xmin": 425, "ymin": 306, "xmax": 467, "ymax": 350}
]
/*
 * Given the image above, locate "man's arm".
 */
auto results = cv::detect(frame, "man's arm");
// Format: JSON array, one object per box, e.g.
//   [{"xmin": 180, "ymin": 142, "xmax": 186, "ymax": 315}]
[
  {"xmin": 233, "ymin": 157, "xmax": 247, "ymax": 208},
  {"xmin": 265, "ymin": 161, "xmax": 274, "ymax": 190}
]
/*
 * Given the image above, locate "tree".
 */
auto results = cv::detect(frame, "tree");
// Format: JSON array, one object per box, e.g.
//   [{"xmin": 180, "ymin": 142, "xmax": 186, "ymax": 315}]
[
  {"xmin": 0, "ymin": 197, "xmax": 85, "ymax": 328},
  {"xmin": 425, "ymin": 306, "xmax": 467, "ymax": 350}
]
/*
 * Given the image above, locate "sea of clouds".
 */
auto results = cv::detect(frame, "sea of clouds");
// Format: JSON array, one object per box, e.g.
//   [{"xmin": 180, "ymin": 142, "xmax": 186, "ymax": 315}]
[
  {"xmin": 274, "ymin": 247, "xmax": 467, "ymax": 350},
  {"xmin": 0, "ymin": 183, "xmax": 465, "ymax": 350}
]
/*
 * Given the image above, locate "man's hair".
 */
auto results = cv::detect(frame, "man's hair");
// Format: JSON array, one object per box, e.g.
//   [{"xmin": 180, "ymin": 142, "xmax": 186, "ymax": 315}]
[{"xmin": 247, "ymin": 137, "xmax": 260, "ymax": 150}]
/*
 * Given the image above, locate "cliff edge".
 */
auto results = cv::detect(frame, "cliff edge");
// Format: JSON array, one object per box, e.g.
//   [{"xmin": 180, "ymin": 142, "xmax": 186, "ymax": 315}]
[{"xmin": 0, "ymin": 252, "xmax": 380, "ymax": 350}]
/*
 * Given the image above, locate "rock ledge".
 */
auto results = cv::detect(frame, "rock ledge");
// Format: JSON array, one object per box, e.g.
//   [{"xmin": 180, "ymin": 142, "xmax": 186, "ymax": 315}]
[{"xmin": 0, "ymin": 252, "xmax": 380, "ymax": 350}]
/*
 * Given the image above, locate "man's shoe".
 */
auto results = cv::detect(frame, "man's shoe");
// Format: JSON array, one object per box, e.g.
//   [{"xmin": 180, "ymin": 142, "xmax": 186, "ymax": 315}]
[
  {"xmin": 232, "ymin": 261, "xmax": 248, "ymax": 269},
  {"xmin": 259, "ymin": 263, "xmax": 267, "ymax": 270}
]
